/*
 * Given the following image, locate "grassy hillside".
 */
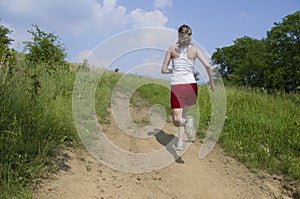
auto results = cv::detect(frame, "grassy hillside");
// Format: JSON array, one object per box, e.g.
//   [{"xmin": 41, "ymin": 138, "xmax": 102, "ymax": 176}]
[
  {"xmin": 221, "ymin": 88, "xmax": 299, "ymax": 180},
  {"xmin": 0, "ymin": 69, "xmax": 299, "ymax": 198}
]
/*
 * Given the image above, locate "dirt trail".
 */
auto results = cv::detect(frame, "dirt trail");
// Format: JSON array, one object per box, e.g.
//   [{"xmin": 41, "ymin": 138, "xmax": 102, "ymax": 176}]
[{"xmin": 34, "ymin": 96, "xmax": 294, "ymax": 199}]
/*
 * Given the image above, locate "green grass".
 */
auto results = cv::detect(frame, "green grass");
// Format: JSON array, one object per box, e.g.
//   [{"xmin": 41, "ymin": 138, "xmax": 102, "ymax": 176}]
[
  {"xmin": 0, "ymin": 69, "xmax": 78, "ymax": 198},
  {"xmin": 221, "ymin": 87, "xmax": 300, "ymax": 180},
  {"xmin": 95, "ymin": 70, "xmax": 122, "ymax": 123},
  {"xmin": 0, "ymin": 68, "xmax": 299, "ymax": 198}
]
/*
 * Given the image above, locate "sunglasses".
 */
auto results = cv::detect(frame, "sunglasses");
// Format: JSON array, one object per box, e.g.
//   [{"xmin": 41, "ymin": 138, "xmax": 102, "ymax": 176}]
[{"xmin": 178, "ymin": 31, "xmax": 192, "ymax": 36}]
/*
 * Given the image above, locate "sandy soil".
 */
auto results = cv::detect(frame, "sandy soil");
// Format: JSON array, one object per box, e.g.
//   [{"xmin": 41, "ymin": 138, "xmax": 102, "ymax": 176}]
[
  {"xmin": 33, "ymin": 143, "xmax": 295, "ymax": 199},
  {"xmin": 33, "ymin": 94, "xmax": 297, "ymax": 199}
]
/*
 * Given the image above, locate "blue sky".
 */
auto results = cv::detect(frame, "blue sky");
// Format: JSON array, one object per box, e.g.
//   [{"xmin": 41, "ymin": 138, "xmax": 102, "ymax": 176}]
[{"xmin": 0, "ymin": 0, "xmax": 299, "ymax": 67}]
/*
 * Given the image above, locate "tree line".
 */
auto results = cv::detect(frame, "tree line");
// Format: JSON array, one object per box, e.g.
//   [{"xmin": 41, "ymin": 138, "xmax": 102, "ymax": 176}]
[{"xmin": 212, "ymin": 11, "xmax": 300, "ymax": 93}]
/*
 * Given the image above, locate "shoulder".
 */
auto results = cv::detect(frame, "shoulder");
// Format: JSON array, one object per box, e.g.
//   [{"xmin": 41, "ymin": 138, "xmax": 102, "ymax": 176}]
[
  {"xmin": 188, "ymin": 44, "xmax": 199, "ymax": 52},
  {"xmin": 187, "ymin": 44, "xmax": 199, "ymax": 58},
  {"xmin": 168, "ymin": 43, "xmax": 179, "ymax": 51}
]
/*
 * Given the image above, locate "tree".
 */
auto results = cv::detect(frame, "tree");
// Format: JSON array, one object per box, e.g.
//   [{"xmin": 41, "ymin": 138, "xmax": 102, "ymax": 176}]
[
  {"xmin": 265, "ymin": 11, "xmax": 300, "ymax": 92},
  {"xmin": 0, "ymin": 23, "xmax": 13, "ymax": 55},
  {"xmin": 24, "ymin": 25, "xmax": 68, "ymax": 72},
  {"xmin": 0, "ymin": 22, "xmax": 15, "ymax": 85},
  {"xmin": 212, "ymin": 36, "xmax": 268, "ymax": 87},
  {"xmin": 23, "ymin": 25, "xmax": 68, "ymax": 101},
  {"xmin": 212, "ymin": 11, "xmax": 300, "ymax": 92},
  {"xmin": 211, "ymin": 46, "xmax": 234, "ymax": 82}
]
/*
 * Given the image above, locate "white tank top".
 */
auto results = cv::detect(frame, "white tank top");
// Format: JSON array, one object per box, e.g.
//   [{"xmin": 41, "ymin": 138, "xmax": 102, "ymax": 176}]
[{"xmin": 170, "ymin": 45, "xmax": 196, "ymax": 85}]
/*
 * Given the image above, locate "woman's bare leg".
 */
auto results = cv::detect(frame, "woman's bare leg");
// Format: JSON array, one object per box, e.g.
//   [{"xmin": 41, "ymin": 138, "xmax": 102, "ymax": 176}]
[{"xmin": 172, "ymin": 107, "xmax": 188, "ymax": 143}]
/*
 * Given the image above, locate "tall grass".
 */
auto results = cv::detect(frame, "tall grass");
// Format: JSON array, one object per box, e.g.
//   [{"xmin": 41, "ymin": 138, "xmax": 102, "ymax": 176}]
[
  {"xmin": 0, "ymin": 68, "xmax": 77, "ymax": 198},
  {"xmin": 221, "ymin": 87, "xmax": 300, "ymax": 181},
  {"xmin": 95, "ymin": 71, "xmax": 122, "ymax": 123}
]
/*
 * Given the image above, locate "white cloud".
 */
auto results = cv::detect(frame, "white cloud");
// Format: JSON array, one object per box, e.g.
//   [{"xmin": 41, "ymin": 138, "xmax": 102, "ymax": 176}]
[
  {"xmin": 130, "ymin": 9, "xmax": 168, "ymax": 28},
  {"xmin": 1, "ymin": 0, "xmax": 170, "ymax": 62},
  {"xmin": 154, "ymin": 0, "xmax": 173, "ymax": 9},
  {"xmin": 0, "ymin": 0, "xmax": 129, "ymax": 33},
  {"xmin": 93, "ymin": 0, "xmax": 129, "ymax": 28},
  {"xmin": 1, "ymin": 0, "xmax": 169, "ymax": 34}
]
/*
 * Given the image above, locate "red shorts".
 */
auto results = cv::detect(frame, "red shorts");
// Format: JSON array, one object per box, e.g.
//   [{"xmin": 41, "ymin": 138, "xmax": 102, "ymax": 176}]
[{"xmin": 171, "ymin": 83, "xmax": 198, "ymax": 109}]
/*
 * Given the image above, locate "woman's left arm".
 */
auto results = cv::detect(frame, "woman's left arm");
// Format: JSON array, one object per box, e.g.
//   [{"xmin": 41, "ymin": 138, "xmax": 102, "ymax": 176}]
[{"xmin": 196, "ymin": 47, "xmax": 215, "ymax": 91}]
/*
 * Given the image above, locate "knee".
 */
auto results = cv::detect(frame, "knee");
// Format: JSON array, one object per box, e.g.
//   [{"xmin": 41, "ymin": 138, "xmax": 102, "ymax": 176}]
[{"xmin": 173, "ymin": 118, "xmax": 181, "ymax": 127}]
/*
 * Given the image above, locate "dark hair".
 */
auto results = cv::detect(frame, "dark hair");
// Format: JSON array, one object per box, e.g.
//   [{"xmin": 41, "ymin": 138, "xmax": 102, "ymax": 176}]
[{"xmin": 178, "ymin": 24, "xmax": 192, "ymax": 36}]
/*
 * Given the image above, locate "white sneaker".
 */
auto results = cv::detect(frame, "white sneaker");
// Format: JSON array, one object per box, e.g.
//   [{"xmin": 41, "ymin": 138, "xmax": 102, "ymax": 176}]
[
  {"xmin": 185, "ymin": 116, "xmax": 195, "ymax": 139},
  {"xmin": 176, "ymin": 141, "xmax": 184, "ymax": 151}
]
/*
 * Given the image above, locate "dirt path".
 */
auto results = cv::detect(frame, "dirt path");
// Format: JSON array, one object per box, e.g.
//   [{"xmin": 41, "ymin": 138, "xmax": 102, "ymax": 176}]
[
  {"xmin": 34, "ymin": 95, "xmax": 295, "ymax": 199},
  {"xmin": 33, "ymin": 142, "xmax": 291, "ymax": 199}
]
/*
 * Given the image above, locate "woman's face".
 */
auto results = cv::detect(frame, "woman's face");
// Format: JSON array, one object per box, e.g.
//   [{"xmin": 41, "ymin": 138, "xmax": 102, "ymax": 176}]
[{"xmin": 178, "ymin": 32, "xmax": 192, "ymax": 44}]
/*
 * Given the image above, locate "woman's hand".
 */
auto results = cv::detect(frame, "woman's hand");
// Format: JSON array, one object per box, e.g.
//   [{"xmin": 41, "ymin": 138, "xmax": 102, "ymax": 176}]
[
  {"xmin": 161, "ymin": 67, "xmax": 173, "ymax": 74},
  {"xmin": 208, "ymin": 79, "xmax": 215, "ymax": 91}
]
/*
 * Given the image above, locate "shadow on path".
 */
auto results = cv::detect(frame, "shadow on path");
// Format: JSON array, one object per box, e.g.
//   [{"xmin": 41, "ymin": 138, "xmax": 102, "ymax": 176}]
[{"xmin": 148, "ymin": 129, "xmax": 184, "ymax": 164}]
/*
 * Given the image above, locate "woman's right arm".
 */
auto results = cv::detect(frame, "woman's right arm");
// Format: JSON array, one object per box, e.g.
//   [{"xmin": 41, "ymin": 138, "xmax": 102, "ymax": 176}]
[{"xmin": 161, "ymin": 48, "xmax": 172, "ymax": 74}]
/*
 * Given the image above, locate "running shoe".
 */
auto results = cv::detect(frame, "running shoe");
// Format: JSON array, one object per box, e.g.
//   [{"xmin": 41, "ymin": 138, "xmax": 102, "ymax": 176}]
[
  {"xmin": 176, "ymin": 141, "xmax": 184, "ymax": 151},
  {"xmin": 185, "ymin": 116, "xmax": 195, "ymax": 139}
]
